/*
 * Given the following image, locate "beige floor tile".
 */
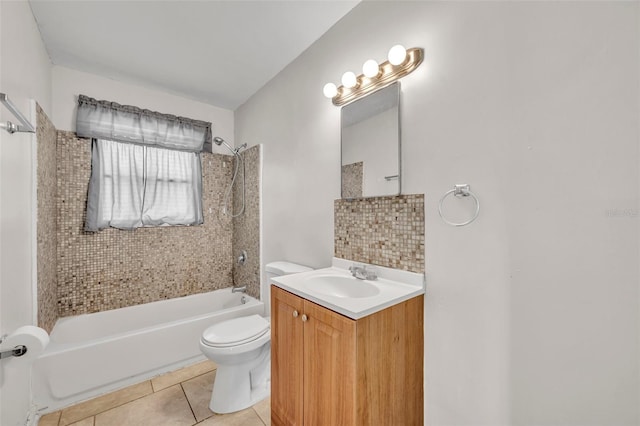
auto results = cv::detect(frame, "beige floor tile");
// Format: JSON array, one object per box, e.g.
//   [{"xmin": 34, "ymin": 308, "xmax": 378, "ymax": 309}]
[
  {"xmin": 195, "ymin": 407, "xmax": 265, "ymax": 426},
  {"xmin": 59, "ymin": 381, "xmax": 152, "ymax": 425},
  {"xmin": 68, "ymin": 417, "xmax": 94, "ymax": 426},
  {"xmin": 152, "ymin": 360, "xmax": 217, "ymax": 392},
  {"xmin": 94, "ymin": 385, "xmax": 195, "ymax": 426},
  {"xmin": 252, "ymin": 397, "xmax": 270, "ymax": 426},
  {"xmin": 38, "ymin": 411, "xmax": 61, "ymax": 426},
  {"xmin": 181, "ymin": 371, "xmax": 216, "ymax": 422}
]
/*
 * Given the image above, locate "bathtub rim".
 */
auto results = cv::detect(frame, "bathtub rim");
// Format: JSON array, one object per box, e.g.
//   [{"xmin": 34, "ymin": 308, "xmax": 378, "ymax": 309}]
[{"xmin": 48, "ymin": 288, "xmax": 261, "ymax": 347}]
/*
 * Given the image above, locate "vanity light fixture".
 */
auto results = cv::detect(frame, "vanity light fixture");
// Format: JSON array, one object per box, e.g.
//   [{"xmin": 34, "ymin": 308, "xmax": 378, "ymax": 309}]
[
  {"xmin": 362, "ymin": 59, "xmax": 380, "ymax": 78},
  {"xmin": 323, "ymin": 83, "xmax": 338, "ymax": 98},
  {"xmin": 323, "ymin": 45, "xmax": 424, "ymax": 106},
  {"xmin": 341, "ymin": 71, "xmax": 358, "ymax": 89},
  {"xmin": 387, "ymin": 44, "xmax": 408, "ymax": 66}
]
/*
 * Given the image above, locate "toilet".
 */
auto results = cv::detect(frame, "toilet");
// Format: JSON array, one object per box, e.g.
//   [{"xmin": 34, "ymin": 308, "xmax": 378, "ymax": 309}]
[{"xmin": 199, "ymin": 261, "xmax": 312, "ymax": 414}]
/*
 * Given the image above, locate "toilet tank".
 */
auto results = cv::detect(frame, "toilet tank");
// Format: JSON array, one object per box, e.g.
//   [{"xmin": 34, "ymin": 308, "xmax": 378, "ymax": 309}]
[{"xmin": 264, "ymin": 261, "xmax": 313, "ymax": 317}]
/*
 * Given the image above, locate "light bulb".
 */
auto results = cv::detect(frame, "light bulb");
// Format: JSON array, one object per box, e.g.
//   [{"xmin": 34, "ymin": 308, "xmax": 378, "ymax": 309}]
[
  {"xmin": 362, "ymin": 59, "xmax": 379, "ymax": 78},
  {"xmin": 341, "ymin": 71, "xmax": 357, "ymax": 89},
  {"xmin": 388, "ymin": 44, "xmax": 407, "ymax": 65},
  {"xmin": 323, "ymin": 83, "xmax": 337, "ymax": 98}
]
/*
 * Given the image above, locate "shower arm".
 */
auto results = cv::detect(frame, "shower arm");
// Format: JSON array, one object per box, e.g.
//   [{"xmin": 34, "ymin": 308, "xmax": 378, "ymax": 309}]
[{"xmin": 0, "ymin": 93, "xmax": 35, "ymax": 134}]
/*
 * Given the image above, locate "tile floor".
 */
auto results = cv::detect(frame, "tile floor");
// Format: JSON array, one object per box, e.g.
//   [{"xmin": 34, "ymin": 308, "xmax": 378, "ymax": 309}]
[{"xmin": 38, "ymin": 360, "xmax": 271, "ymax": 426}]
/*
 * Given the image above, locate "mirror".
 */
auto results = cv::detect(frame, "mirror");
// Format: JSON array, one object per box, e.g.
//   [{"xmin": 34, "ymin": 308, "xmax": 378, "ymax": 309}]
[{"xmin": 341, "ymin": 82, "xmax": 400, "ymax": 199}]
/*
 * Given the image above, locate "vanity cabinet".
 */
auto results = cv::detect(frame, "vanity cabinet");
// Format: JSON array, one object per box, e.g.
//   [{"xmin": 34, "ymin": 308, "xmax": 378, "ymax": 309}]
[{"xmin": 271, "ymin": 285, "xmax": 424, "ymax": 426}]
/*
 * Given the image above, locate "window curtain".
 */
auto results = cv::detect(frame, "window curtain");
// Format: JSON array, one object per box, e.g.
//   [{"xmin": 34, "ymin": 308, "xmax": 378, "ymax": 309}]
[
  {"xmin": 86, "ymin": 139, "xmax": 203, "ymax": 231},
  {"xmin": 143, "ymin": 145, "xmax": 203, "ymax": 227},
  {"xmin": 85, "ymin": 139, "xmax": 145, "ymax": 230},
  {"xmin": 76, "ymin": 94, "xmax": 213, "ymax": 152}
]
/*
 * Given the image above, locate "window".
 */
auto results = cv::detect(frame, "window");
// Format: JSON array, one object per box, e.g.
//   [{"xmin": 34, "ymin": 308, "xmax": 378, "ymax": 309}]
[{"xmin": 85, "ymin": 139, "xmax": 203, "ymax": 231}]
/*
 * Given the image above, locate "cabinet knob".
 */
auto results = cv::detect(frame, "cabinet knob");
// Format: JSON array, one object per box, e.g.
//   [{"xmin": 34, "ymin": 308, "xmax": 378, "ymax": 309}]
[
  {"xmin": 301, "ymin": 314, "xmax": 308, "ymax": 322},
  {"xmin": 292, "ymin": 310, "xmax": 299, "ymax": 318}
]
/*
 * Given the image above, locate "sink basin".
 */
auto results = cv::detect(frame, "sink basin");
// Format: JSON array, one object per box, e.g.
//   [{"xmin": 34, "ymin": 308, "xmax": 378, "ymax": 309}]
[
  {"xmin": 271, "ymin": 260, "xmax": 425, "ymax": 319},
  {"xmin": 303, "ymin": 275, "xmax": 380, "ymax": 299}
]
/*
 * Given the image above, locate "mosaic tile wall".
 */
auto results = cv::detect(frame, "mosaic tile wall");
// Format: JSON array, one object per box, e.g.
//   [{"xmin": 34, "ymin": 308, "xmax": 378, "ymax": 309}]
[
  {"xmin": 341, "ymin": 161, "xmax": 363, "ymax": 199},
  {"xmin": 36, "ymin": 105, "xmax": 59, "ymax": 333},
  {"xmin": 334, "ymin": 194, "xmax": 425, "ymax": 273},
  {"xmin": 56, "ymin": 131, "xmax": 240, "ymax": 316},
  {"xmin": 232, "ymin": 145, "xmax": 261, "ymax": 299}
]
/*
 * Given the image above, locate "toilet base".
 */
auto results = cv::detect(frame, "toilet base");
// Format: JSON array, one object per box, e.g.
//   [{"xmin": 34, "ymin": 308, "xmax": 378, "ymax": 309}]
[{"xmin": 209, "ymin": 343, "xmax": 271, "ymax": 414}]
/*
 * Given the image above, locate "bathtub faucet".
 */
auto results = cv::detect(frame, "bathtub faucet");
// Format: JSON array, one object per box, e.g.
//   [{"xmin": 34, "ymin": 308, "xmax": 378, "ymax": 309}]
[{"xmin": 232, "ymin": 286, "xmax": 247, "ymax": 293}]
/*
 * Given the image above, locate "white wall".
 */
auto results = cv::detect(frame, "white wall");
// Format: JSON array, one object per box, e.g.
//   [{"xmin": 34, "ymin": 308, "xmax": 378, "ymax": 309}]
[
  {"xmin": 51, "ymin": 66, "xmax": 235, "ymax": 155},
  {"xmin": 1, "ymin": 22, "xmax": 236, "ymax": 426},
  {"xmin": 0, "ymin": 0, "xmax": 52, "ymax": 424},
  {"xmin": 236, "ymin": 2, "xmax": 639, "ymax": 425}
]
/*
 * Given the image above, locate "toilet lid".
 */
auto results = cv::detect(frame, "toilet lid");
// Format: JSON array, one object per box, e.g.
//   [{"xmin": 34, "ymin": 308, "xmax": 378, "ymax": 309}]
[{"xmin": 202, "ymin": 315, "xmax": 269, "ymax": 347}]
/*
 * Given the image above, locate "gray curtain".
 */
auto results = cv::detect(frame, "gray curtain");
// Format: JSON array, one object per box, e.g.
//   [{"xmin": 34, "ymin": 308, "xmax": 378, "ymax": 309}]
[
  {"xmin": 80, "ymin": 95, "xmax": 208, "ymax": 231},
  {"xmin": 76, "ymin": 95, "xmax": 213, "ymax": 152}
]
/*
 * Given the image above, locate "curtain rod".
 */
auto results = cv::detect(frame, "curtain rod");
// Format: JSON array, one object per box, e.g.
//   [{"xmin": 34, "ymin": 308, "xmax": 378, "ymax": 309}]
[{"xmin": 0, "ymin": 93, "xmax": 35, "ymax": 134}]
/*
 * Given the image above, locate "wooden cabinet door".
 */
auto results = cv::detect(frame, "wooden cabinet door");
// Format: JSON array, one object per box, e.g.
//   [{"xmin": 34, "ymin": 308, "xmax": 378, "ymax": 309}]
[
  {"xmin": 271, "ymin": 286, "xmax": 305, "ymax": 426},
  {"xmin": 302, "ymin": 299, "xmax": 357, "ymax": 426}
]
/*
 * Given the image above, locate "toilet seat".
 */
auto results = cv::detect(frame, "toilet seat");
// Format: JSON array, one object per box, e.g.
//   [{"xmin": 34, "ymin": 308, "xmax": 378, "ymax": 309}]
[{"xmin": 202, "ymin": 315, "xmax": 269, "ymax": 348}]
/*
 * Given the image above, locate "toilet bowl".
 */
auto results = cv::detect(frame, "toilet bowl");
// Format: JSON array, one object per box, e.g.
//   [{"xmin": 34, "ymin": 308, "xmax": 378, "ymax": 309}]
[
  {"xmin": 199, "ymin": 315, "xmax": 271, "ymax": 414},
  {"xmin": 200, "ymin": 261, "xmax": 312, "ymax": 414}
]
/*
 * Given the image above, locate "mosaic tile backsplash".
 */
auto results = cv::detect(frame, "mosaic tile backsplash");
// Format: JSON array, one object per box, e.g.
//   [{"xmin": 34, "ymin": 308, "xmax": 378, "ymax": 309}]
[
  {"xmin": 232, "ymin": 145, "xmax": 261, "ymax": 299},
  {"xmin": 334, "ymin": 194, "xmax": 425, "ymax": 273},
  {"xmin": 55, "ymin": 131, "xmax": 259, "ymax": 316},
  {"xmin": 341, "ymin": 162, "xmax": 363, "ymax": 199},
  {"xmin": 36, "ymin": 105, "xmax": 59, "ymax": 333}
]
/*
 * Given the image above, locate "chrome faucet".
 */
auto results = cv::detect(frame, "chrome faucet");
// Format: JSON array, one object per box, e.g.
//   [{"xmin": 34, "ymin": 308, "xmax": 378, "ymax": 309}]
[
  {"xmin": 349, "ymin": 264, "xmax": 378, "ymax": 281},
  {"xmin": 232, "ymin": 285, "xmax": 247, "ymax": 293}
]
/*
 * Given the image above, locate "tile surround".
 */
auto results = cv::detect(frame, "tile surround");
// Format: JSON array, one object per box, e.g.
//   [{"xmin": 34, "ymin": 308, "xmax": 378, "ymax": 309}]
[
  {"xmin": 341, "ymin": 161, "xmax": 364, "ymax": 199},
  {"xmin": 36, "ymin": 105, "xmax": 59, "ymax": 332},
  {"xmin": 55, "ymin": 131, "xmax": 261, "ymax": 317},
  {"xmin": 232, "ymin": 145, "xmax": 261, "ymax": 299},
  {"xmin": 334, "ymin": 194, "xmax": 425, "ymax": 273}
]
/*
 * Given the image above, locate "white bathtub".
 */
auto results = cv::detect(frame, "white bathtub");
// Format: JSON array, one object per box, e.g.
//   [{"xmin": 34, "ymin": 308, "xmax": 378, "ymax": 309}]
[{"xmin": 32, "ymin": 288, "xmax": 264, "ymax": 411}]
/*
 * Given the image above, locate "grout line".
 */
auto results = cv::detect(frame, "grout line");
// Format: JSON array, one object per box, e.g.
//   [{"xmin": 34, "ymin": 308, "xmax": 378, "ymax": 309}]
[
  {"xmin": 179, "ymin": 383, "xmax": 198, "ymax": 425},
  {"xmin": 252, "ymin": 407, "xmax": 268, "ymax": 426},
  {"xmin": 60, "ymin": 381, "xmax": 154, "ymax": 426},
  {"xmin": 72, "ymin": 384, "xmax": 190, "ymax": 426},
  {"xmin": 58, "ymin": 363, "xmax": 217, "ymax": 426},
  {"xmin": 60, "ymin": 362, "xmax": 216, "ymax": 424},
  {"xmin": 152, "ymin": 366, "xmax": 217, "ymax": 393}
]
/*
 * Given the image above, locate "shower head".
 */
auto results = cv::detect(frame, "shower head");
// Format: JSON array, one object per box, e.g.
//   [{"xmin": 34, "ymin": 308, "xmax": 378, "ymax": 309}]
[
  {"xmin": 213, "ymin": 136, "xmax": 236, "ymax": 155},
  {"xmin": 213, "ymin": 136, "xmax": 246, "ymax": 155}
]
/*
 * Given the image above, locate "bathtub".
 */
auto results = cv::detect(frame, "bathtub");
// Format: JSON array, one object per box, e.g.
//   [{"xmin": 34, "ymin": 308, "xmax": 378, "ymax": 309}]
[{"xmin": 32, "ymin": 288, "xmax": 264, "ymax": 411}]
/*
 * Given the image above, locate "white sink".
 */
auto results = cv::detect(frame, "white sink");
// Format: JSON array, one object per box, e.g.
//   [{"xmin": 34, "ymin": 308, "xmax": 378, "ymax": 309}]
[
  {"xmin": 271, "ymin": 258, "xmax": 425, "ymax": 319},
  {"xmin": 302, "ymin": 275, "xmax": 380, "ymax": 298}
]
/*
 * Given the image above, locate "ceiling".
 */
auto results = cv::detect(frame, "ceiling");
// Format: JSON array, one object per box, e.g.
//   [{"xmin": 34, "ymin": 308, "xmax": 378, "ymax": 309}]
[{"xmin": 29, "ymin": 0, "xmax": 359, "ymax": 110}]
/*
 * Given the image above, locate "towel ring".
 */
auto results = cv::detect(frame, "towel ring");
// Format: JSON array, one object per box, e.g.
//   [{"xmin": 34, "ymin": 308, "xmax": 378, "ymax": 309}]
[{"xmin": 438, "ymin": 184, "xmax": 480, "ymax": 227}]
